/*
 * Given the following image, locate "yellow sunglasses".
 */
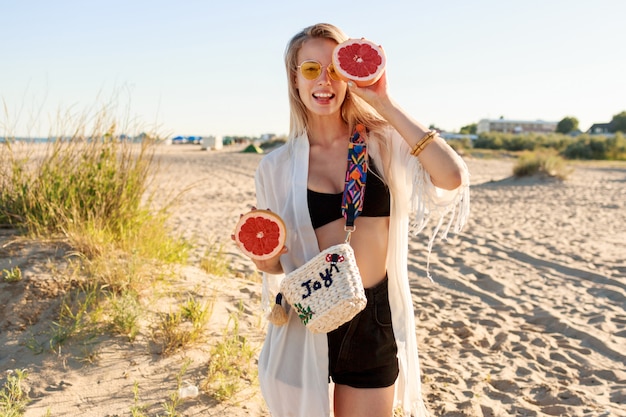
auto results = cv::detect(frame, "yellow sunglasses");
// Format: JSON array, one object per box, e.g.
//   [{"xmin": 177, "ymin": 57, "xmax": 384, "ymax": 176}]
[{"xmin": 296, "ymin": 60, "xmax": 341, "ymax": 81}]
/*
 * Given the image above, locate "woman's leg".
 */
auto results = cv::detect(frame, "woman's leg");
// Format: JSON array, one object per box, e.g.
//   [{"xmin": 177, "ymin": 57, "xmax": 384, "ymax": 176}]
[{"xmin": 333, "ymin": 383, "xmax": 395, "ymax": 417}]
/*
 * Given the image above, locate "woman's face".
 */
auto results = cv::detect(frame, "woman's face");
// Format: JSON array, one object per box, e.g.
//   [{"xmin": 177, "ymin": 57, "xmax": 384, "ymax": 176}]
[{"xmin": 294, "ymin": 37, "xmax": 347, "ymax": 118}]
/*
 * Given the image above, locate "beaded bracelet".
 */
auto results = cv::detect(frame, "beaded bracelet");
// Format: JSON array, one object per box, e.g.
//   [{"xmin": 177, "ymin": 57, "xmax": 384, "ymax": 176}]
[{"xmin": 410, "ymin": 130, "xmax": 437, "ymax": 157}]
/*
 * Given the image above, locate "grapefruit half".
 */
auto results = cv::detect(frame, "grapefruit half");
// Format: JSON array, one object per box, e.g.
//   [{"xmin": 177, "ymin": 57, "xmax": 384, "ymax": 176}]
[
  {"xmin": 233, "ymin": 210, "xmax": 286, "ymax": 261},
  {"xmin": 332, "ymin": 38, "xmax": 386, "ymax": 87}
]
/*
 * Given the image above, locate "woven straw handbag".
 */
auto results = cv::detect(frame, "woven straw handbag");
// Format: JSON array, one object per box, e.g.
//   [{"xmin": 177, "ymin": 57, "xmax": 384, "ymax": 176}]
[{"xmin": 280, "ymin": 242, "xmax": 366, "ymax": 333}]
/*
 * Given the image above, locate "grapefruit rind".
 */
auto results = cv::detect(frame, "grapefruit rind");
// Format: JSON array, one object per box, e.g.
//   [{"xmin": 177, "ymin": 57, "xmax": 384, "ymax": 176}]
[
  {"xmin": 234, "ymin": 210, "xmax": 286, "ymax": 261},
  {"xmin": 332, "ymin": 38, "xmax": 386, "ymax": 87}
]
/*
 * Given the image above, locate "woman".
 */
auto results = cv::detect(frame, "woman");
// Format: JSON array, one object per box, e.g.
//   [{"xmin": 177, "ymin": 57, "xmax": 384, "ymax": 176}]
[{"xmin": 250, "ymin": 23, "xmax": 469, "ymax": 416}]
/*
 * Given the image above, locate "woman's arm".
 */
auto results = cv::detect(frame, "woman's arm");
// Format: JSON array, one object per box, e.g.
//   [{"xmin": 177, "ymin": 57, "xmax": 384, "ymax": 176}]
[{"xmin": 348, "ymin": 73, "xmax": 464, "ymax": 190}]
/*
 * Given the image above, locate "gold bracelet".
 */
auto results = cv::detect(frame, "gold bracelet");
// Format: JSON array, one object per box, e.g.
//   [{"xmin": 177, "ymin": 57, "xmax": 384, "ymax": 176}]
[{"xmin": 410, "ymin": 130, "xmax": 437, "ymax": 157}]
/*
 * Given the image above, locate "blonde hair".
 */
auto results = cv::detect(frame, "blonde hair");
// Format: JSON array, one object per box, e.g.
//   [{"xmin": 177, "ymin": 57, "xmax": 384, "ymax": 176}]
[{"xmin": 284, "ymin": 23, "xmax": 389, "ymax": 141}]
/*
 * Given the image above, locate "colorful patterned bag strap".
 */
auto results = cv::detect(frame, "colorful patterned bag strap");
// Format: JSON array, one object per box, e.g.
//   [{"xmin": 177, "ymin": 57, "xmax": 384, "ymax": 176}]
[{"xmin": 342, "ymin": 124, "xmax": 368, "ymax": 235}]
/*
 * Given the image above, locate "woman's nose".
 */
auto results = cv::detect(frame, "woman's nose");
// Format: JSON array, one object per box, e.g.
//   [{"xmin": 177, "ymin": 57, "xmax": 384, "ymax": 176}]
[{"xmin": 317, "ymin": 67, "xmax": 332, "ymax": 83}]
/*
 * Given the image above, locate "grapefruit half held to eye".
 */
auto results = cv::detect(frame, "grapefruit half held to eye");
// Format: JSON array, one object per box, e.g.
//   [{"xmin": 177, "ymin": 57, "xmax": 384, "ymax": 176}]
[
  {"xmin": 233, "ymin": 210, "xmax": 286, "ymax": 261},
  {"xmin": 332, "ymin": 38, "xmax": 386, "ymax": 87}
]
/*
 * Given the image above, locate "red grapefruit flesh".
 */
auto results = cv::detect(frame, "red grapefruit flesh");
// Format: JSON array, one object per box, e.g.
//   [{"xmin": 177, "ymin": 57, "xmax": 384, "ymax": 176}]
[
  {"xmin": 332, "ymin": 38, "xmax": 386, "ymax": 87},
  {"xmin": 234, "ymin": 210, "xmax": 286, "ymax": 261}
]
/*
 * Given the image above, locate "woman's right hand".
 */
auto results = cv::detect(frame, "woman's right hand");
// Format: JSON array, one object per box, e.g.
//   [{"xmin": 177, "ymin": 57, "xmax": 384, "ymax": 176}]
[
  {"xmin": 250, "ymin": 245, "xmax": 288, "ymax": 274},
  {"xmin": 231, "ymin": 207, "xmax": 288, "ymax": 275}
]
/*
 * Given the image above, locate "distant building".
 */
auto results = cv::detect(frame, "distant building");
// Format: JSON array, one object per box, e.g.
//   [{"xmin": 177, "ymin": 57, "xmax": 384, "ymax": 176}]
[
  {"xmin": 587, "ymin": 123, "xmax": 612, "ymax": 134},
  {"xmin": 201, "ymin": 135, "xmax": 223, "ymax": 150},
  {"xmin": 440, "ymin": 132, "xmax": 478, "ymax": 141},
  {"xmin": 477, "ymin": 119, "xmax": 558, "ymax": 134}
]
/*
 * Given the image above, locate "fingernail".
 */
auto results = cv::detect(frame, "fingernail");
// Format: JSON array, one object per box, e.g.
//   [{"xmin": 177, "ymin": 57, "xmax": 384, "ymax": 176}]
[{"xmin": 347, "ymin": 81, "xmax": 354, "ymax": 88}]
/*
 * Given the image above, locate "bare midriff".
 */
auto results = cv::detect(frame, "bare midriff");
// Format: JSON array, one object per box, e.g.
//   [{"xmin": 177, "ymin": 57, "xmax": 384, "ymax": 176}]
[{"xmin": 314, "ymin": 216, "xmax": 389, "ymax": 289}]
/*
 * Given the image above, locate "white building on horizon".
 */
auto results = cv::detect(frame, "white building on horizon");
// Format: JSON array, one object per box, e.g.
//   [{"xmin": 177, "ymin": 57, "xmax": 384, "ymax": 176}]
[
  {"xmin": 477, "ymin": 118, "xmax": 558, "ymax": 134},
  {"xmin": 201, "ymin": 135, "xmax": 223, "ymax": 150}
]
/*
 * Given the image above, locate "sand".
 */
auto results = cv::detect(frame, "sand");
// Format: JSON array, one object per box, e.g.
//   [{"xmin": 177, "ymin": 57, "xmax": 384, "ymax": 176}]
[{"xmin": 1, "ymin": 143, "xmax": 625, "ymax": 416}]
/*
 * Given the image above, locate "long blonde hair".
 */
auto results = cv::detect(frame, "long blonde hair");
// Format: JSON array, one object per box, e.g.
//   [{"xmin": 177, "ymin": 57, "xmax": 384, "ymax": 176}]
[{"xmin": 284, "ymin": 23, "xmax": 388, "ymax": 141}]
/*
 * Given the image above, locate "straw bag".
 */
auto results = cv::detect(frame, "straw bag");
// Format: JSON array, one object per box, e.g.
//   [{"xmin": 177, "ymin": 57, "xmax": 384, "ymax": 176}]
[
  {"xmin": 273, "ymin": 125, "xmax": 369, "ymax": 334},
  {"xmin": 280, "ymin": 242, "xmax": 366, "ymax": 333}
]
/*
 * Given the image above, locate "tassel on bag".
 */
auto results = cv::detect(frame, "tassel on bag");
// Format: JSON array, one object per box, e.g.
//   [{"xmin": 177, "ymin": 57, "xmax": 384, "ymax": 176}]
[{"xmin": 268, "ymin": 293, "xmax": 288, "ymax": 326}]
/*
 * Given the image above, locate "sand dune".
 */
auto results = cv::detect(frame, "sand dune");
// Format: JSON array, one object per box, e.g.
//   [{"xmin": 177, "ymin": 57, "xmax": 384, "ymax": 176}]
[{"xmin": 1, "ymin": 144, "xmax": 625, "ymax": 416}]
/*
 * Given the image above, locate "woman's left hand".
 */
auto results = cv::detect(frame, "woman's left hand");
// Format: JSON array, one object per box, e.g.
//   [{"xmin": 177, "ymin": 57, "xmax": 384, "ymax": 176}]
[{"xmin": 346, "ymin": 70, "xmax": 391, "ymax": 113}]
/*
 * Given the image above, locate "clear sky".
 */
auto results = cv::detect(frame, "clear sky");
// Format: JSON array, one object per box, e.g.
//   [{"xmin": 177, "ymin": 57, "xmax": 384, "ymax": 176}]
[{"xmin": 2, "ymin": 0, "xmax": 625, "ymax": 138}]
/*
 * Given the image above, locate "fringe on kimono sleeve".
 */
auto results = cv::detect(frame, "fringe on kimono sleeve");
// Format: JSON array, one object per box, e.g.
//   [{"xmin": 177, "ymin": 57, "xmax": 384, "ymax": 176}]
[{"xmin": 407, "ymin": 155, "xmax": 470, "ymax": 281}]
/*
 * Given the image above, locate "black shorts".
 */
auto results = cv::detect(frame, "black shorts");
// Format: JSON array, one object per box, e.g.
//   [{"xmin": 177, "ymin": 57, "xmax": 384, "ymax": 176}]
[{"xmin": 327, "ymin": 277, "xmax": 399, "ymax": 388}]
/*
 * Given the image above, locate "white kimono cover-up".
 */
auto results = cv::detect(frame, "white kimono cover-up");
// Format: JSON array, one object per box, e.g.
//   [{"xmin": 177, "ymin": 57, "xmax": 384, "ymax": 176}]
[{"xmin": 255, "ymin": 127, "xmax": 470, "ymax": 417}]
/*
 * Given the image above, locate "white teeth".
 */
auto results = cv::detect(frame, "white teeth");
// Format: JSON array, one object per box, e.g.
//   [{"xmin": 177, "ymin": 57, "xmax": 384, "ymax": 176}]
[{"xmin": 314, "ymin": 93, "xmax": 333, "ymax": 98}]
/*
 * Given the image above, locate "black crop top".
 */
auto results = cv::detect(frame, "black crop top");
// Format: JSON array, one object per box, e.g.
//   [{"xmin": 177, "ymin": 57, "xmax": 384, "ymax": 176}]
[{"xmin": 307, "ymin": 160, "xmax": 390, "ymax": 229}]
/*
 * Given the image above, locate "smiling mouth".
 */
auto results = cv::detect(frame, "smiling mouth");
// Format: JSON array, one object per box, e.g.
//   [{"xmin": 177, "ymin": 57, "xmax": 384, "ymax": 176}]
[{"xmin": 313, "ymin": 92, "xmax": 335, "ymax": 100}]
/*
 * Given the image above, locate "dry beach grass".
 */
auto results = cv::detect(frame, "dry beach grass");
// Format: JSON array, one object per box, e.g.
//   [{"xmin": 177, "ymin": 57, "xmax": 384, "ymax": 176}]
[{"xmin": 1, "ymin": 143, "xmax": 625, "ymax": 416}]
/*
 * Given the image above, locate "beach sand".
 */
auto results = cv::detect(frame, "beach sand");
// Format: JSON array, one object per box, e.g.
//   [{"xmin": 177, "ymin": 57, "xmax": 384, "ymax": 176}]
[{"xmin": 1, "ymin": 143, "xmax": 625, "ymax": 416}]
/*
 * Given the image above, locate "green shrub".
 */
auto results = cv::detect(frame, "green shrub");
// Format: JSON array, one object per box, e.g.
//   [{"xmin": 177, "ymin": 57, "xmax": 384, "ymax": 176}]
[
  {"xmin": 203, "ymin": 311, "xmax": 257, "ymax": 402},
  {"xmin": 0, "ymin": 130, "xmax": 188, "ymax": 262},
  {"xmin": 562, "ymin": 133, "xmax": 626, "ymax": 160},
  {"xmin": 446, "ymin": 137, "xmax": 473, "ymax": 153},
  {"xmin": 474, "ymin": 133, "xmax": 504, "ymax": 150},
  {"xmin": 152, "ymin": 296, "xmax": 213, "ymax": 355},
  {"xmin": 0, "ymin": 106, "xmax": 190, "ymax": 352},
  {"xmin": 199, "ymin": 240, "xmax": 230, "ymax": 276},
  {"xmin": 2, "ymin": 266, "xmax": 22, "ymax": 282},
  {"xmin": 472, "ymin": 131, "xmax": 625, "ymax": 161},
  {"xmin": 0, "ymin": 369, "xmax": 29, "ymax": 416},
  {"xmin": 563, "ymin": 138, "xmax": 595, "ymax": 159},
  {"xmin": 109, "ymin": 290, "xmax": 142, "ymax": 342},
  {"xmin": 474, "ymin": 132, "xmax": 567, "ymax": 152},
  {"xmin": 513, "ymin": 151, "xmax": 571, "ymax": 179},
  {"xmin": 606, "ymin": 132, "xmax": 626, "ymax": 160}
]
